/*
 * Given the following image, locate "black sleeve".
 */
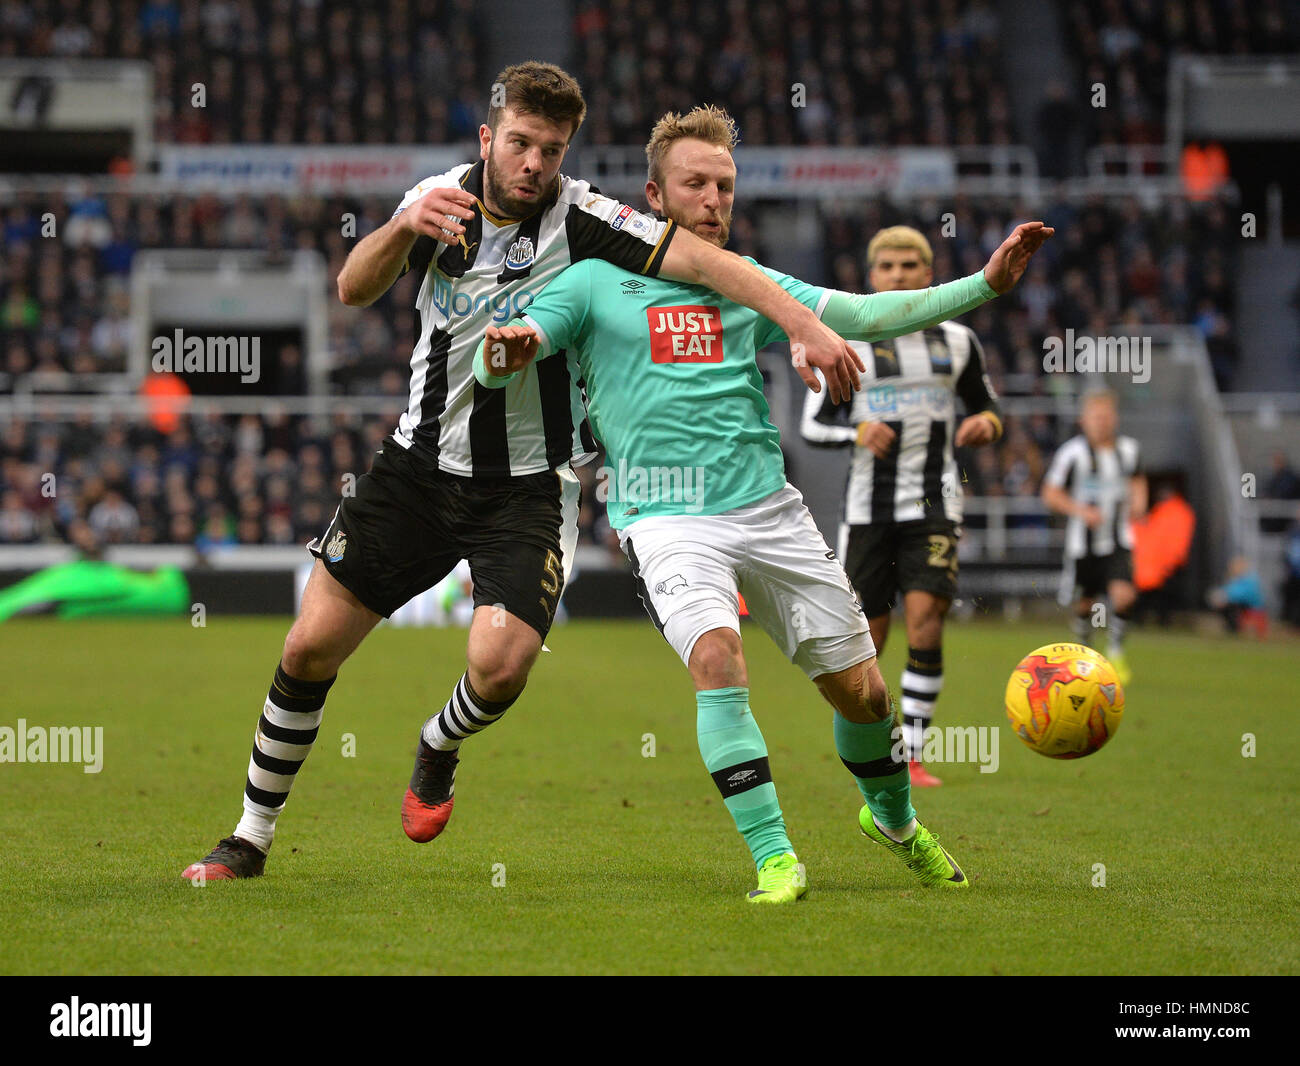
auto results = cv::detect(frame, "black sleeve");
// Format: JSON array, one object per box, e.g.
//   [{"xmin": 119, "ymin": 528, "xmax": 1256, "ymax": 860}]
[
  {"xmin": 565, "ymin": 199, "xmax": 677, "ymax": 277},
  {"xmin": 799, "ymin": 378, "xmax": 858, "ymax": 448},
  {"xmin": 955, "ymin": 331, "xmax": 1002, "ymax": 433},
  {"xmin": 399, "ymin": 235, "xmax": 438, "ymax": 281}
]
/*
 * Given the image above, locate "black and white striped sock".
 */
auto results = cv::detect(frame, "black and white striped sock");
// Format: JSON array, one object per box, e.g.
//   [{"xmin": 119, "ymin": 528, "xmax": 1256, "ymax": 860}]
[
  {"xmin": 1072, "ymin": 614, "xmax": 1093, "ymax": 647},
  {"xmin": 421, "ymin": 673, "xmax": 519, "ymax": 752},
  {"xmin": 900, "ymin": 647, "xmax": 943, "ymax": 761},
  {"xmin": 234, "ymin": 663, "xmax": 333, "ymax": 854},
  {"xmin": 1108, "ymin": 610, "xmax": 1128, "ymax": 655}
]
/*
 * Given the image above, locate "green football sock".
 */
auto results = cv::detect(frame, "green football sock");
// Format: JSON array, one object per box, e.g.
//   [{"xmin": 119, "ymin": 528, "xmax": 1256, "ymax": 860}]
[
  {"xmin": 834, "ymin": 711, "xmax": 916, "ymax": 834},
  {"xmin": 697, "ymin": 687, "xmax": 791, "ymax": 869}
]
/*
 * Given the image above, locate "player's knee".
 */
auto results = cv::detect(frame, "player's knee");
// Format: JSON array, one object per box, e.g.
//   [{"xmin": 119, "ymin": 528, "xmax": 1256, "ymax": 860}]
[
  {"xmin": 906, "ymin": 602, "xmax": 947, "ymax": 648},
  {"xmin": 1112, "ymin": 585, "xmax": 1136, "ymax": 613},
  {"xmin": 280, "ymin": 625, "xmax": 340, "ymax": 681},
  {"xmin": 688, "ymin": 628, "xmax": 746, "ymax": 689},
  {"xmin": 908, "ymin": 616, "xmax": 943, "ymax": 650},
  {"xmin": 466, "ymin": 649, "xmax": 534, "ymax": 702},
  {"xmin": 816, "ymin": 659, "xmax": 890, "ymax": 724},
  {"xmin": 864, "ymin": 662, "xmax": 891, "ymax": 723}
]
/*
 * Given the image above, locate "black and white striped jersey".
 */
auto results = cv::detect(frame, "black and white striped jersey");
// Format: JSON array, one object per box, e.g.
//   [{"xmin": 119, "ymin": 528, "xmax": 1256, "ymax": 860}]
[
  {"xmin": 387, "ymin": 160, "xmax": 677, "ymax": 477},
  {"xmin": 800, "ymin": 322, "xmax": 1000, "ymax": 525},
  {"xmin": 1043, "ymin": 434, "xmax": 1141, "ymax": 558}
]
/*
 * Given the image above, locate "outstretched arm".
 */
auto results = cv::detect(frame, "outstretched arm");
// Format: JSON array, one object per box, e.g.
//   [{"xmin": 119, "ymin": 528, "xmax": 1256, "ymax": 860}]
[{"xmin": 819, "ymin": 221, "xmax": 1054, "ymax": 342}]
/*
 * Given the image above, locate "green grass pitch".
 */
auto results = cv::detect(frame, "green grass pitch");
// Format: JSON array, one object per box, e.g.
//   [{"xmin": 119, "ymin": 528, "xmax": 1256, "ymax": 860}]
[{"xmin": 2, "ymin": 616, "xmax": 1295, "ymax": 975}]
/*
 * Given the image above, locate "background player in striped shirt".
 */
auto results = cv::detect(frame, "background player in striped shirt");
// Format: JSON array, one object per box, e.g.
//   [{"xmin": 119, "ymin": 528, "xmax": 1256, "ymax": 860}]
[
  {"xmin": 801, "ymin": 226, "xmax": 1003, "ymax": 787},
  {"xmin": 475, "ymin": 106, "xmax": 1051, "ymax": 900},
  {"xmin": 181, "ymin": 63, "xmax": 866, "ymax": 882},
  {"xmin": 1042, "ymin": 389, "xmax": 1146, "ymax": 683}
]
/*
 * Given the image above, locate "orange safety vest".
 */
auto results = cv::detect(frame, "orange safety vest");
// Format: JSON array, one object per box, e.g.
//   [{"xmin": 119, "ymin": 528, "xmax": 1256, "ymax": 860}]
[
  {"xmin": 1132, "ymin": 495, "xmax": 1196, "ymax": 591},
  {"xmin": 140, "ymin": 372, "xmax": 192, "ymax": 434}
]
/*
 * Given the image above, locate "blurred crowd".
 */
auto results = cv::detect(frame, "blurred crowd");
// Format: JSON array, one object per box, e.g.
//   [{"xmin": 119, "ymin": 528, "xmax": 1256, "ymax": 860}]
[
  {"xmin": 0, "ymin": 408, "xmax": 631, "ymax": 560},
  {"xmin": 4, "ymin": 0, "xmax": 1294, "ymax": 161},
  {"xmin": 1, "ymin": 0, "xmax": 487, "ymax": 145},
  {"xmin": 1, "ymin": 189, "xmax": 1240, "ymax": 390},
  {"xmin": 573, "ymin": 0, "xmax": 1010, "ymax": 147},
  {"xmin": 3, "ymin": 0, "xmax": 1296, "ymax": 622},
  {"xmin": 1, "ymin": 189, "xmax": 417, "ymax": 390},
  {"xmin": 1063, "ymin": 0, "xmax": 1300, "ymax": 153},
  {"xmin": 0, "ymin": 410, "xmax": 386, "ymax": 550},
  {"xmin": 0, "ymin": 184, "xmax": 1247, "ymax": 554}
]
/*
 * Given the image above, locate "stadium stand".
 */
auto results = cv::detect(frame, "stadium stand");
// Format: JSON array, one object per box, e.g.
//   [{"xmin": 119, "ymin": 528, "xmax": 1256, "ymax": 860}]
[
  {"xmin": 0, "ymin": 0, "xmax": 489, "ymax": 145},
  {"xmin": 572, "ymin": 0, "xmax": 1013, "ymax": 147},
  {"xmin": 0, "ymin": 0, "xmax": 1293, "ymax": 624},
  {"xmin": 1063, "ymin": 0, "xmax": 1300, "ymax": 150}
]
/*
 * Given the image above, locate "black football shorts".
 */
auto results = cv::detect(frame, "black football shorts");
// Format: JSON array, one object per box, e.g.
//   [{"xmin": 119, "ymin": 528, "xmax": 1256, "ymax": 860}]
[
  {"xmin": 1068, "ymin": 550, "xmax": 1134, "ymax": 600},
  {"xmin": 308, "ymin": 440, "xmax": 576, "ymax": 636},
  {"xmin": 841, "ymin": 515, "xmax": 961, "ymax": 618}
]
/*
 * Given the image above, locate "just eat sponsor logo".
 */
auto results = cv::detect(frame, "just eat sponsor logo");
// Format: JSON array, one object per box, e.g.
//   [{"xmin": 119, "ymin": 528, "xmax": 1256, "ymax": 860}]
[{"xmin": 647, "ymin": 305, "xmax": 724, "ymax": 363}]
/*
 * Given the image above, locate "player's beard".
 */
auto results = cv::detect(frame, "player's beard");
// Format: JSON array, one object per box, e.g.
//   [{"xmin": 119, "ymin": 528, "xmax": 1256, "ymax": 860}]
[
  {"xmin": 484, "ymin": 146, "xmax": 555, "ymax": 219},
  {"xmin": 660, "ymin": 192, "xmax": 731, "ymax": 247}
]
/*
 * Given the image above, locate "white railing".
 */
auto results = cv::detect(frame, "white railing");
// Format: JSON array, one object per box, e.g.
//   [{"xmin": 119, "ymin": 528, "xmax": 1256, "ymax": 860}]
[
  {"xmin": 0, "ymin": 393, "xmax": 403, "ymax": 419},
  {"xmin": 957, "ymin": 496, "xmax": 1061, "ymax": 561}
]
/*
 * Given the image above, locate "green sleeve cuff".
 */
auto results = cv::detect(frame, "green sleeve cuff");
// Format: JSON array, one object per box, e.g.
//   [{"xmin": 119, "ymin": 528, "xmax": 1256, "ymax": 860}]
[{"xmin": 473, "ymin": 337, "xmax": 519, "ymax": 389}]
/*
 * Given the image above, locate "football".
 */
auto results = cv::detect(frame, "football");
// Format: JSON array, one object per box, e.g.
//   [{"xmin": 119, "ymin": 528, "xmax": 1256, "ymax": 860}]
[{"xmin": 1004, "ymin": 643, "xmax": 1125, "ymax": 759}]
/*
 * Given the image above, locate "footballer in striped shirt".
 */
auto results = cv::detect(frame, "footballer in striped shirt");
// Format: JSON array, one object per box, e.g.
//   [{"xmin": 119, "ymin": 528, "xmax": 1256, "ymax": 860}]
[
  {"xmin": 1041, "ymin": 388, "xmax": 1146, "ymax": 684},
  {"xmin": 802, "ymin": 226, "xmax": 1004, "ymax": 787}
]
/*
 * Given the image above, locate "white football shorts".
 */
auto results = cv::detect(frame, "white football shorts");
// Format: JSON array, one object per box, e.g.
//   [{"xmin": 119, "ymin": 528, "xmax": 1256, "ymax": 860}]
[{"xmin": 617, "ymin": 483, "xmax": 875, "ymax": 679}]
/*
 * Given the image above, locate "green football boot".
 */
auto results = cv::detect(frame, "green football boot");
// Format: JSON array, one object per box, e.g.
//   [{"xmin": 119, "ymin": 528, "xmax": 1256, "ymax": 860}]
[
  {"xmin": 859, "ymin": 808, "xmax": 968, "ymax": 888},
  {"xmin": 1109, "ymin": 651, "xmax": 1133, "ymax": 687},
  {"xmin": 747, "ymin": 851, "xmax": 809, "ymax": 904}
]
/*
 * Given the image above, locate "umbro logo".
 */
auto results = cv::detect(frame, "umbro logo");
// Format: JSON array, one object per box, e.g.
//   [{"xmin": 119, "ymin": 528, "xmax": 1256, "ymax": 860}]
[
  {"xmin": 621, "ymin": 279, "xmax": 646, "ymax": 294},
  {"xmin": 728, "ymin": 769, "xmax": 757, "ymax": 784}
]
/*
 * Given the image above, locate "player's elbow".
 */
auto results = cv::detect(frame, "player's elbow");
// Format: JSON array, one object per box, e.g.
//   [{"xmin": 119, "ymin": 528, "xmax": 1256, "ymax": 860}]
[{"xmin": 336, "ymin": 274, "xmax": 373, "ymax": 308}]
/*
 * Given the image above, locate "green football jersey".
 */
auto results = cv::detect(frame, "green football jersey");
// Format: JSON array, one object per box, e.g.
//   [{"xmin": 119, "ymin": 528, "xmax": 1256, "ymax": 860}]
[{"xmin": 507, "ymin": 257, "xmax": 827, "ymax": 528}]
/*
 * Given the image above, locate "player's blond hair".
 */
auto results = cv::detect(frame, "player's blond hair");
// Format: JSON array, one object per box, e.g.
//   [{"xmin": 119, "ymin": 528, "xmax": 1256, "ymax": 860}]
[
  {"xmin": 1081, "ymin": 386, "xmax": 1118, "ymax": 410},
  {"xmin": 487, "ymin": 62, "xmax": 587, "ymax": 140},
  {"xmin": 644, "ymin": 105, "xmax": 740, "ymax": 186},
  {"xmin": 866, "ymin": 226, "xmax": 934, "ymax": 269}
]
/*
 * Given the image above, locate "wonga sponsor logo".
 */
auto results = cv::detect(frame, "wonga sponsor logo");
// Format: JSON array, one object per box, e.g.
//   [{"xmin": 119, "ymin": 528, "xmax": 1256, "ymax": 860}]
[
  {"xmin": 647, "ymin": 305, "xmax": 724, "ymax": 363},
  {"xmin": 430, "ymin": 273, "xmax": 535, "ymax": 323}
]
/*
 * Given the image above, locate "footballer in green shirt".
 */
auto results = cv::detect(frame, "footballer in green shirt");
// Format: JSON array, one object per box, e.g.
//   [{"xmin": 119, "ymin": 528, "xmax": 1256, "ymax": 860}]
[{"xmin": 476, "ymin": 106, "xmax": 1051, "ymax": 902}]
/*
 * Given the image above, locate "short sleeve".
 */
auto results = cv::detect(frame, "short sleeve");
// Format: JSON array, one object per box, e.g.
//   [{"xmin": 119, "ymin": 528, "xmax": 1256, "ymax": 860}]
[
  {"xmin": 1044, "ymin": 442, "xmax": 1076, "ymax": 488},
  {"xmin": 391, "ymin": 167, "xmax": 468, "ymax": 279},
  {"xmin": 564, "ymin": 183, "xmax": 677, "ymax": 277}
]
